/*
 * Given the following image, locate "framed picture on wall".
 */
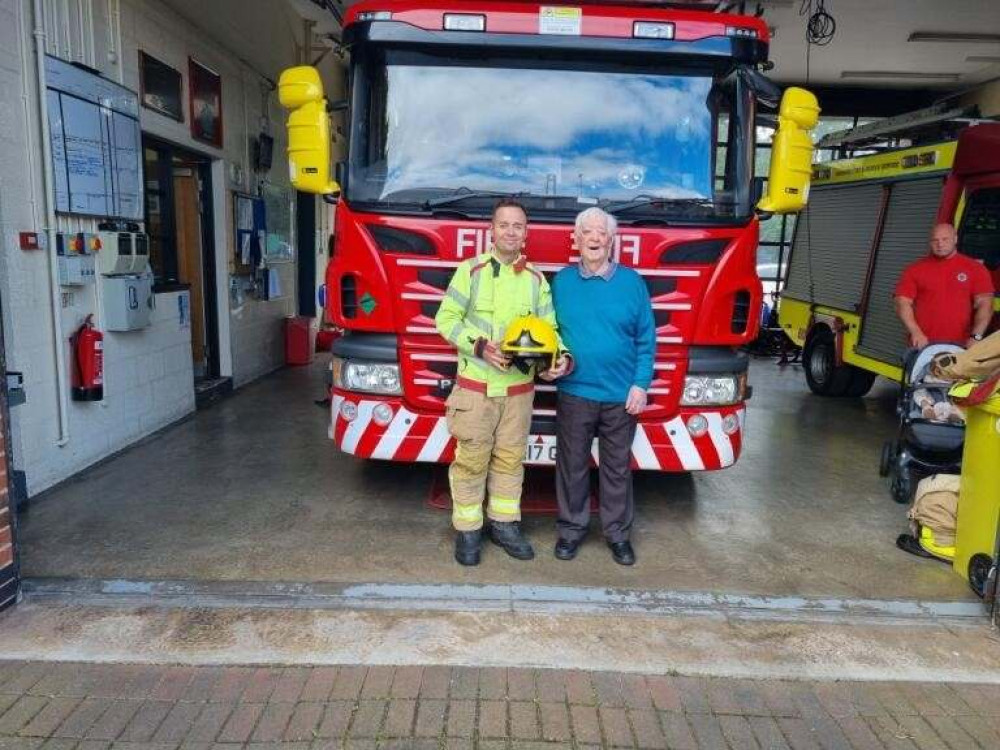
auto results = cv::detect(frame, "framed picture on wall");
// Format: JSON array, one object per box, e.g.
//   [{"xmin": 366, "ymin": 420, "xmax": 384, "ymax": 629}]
[
  {"xmin": 188, "ymin": 58, "xmax": 223, "ymax": 147},
  {"xmin": 139, "ymin": 52, "xmax": 183, "ymax": 121}
]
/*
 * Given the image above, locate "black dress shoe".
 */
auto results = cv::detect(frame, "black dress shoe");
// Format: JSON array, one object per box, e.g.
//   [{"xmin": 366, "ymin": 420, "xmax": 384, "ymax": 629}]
[
  {"xmin": 455, "ymin": 530, "xmax": 482, "ymax": 566},
  {"xmin": 608, "ymin": 540, "xmax": 635, "ymax": 566},
  {"xmin": 554, "ymin": 537, "xmax": 583, "ymax": 561},
  {"xmin": 488, "ymin": 521, "xmax": 535, "ymax": 560}
]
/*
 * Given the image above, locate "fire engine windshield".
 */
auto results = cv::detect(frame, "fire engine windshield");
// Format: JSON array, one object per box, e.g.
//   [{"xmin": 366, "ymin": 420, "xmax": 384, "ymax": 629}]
[{"xmin": 348, "ymin": 50, "xmax": 752, "ymax": 222}]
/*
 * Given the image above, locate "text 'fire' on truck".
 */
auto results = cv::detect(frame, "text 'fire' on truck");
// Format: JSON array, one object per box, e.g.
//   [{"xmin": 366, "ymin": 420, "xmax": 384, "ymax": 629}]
[
  {"xmin": 779, "ymin": 122, "xmax": 1000, "ymax": 397},
  {"xmin": 279, "ymin": 0, "xmax": 817, "ymax": 471}
]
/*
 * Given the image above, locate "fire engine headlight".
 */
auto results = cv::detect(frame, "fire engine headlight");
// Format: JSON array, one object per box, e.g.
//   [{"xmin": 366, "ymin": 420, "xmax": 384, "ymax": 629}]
[
  {"xmin": 722, "ymin": 414, "xmax": 740, "ymax": 435},
  {"xmin": 372, "ymin": 403, "xmax": 394, "ymax": 426},
  {"xmin": 340, "ymin": 401, "xmax": 358, "ymax": 422},
  {"xmin": 687, "ymin": 414, "xmax": 709, "ymax": 438},
  {"xmin": 680, "ymin": 375, "xmax": 740, "ymax": 406},
  {"xmin": 334, "ymin": 357, "xmax": 402, "ymax": 395}
]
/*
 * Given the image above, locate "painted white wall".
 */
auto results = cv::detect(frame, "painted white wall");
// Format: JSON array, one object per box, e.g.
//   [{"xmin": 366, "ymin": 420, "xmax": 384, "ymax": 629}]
[{"xmin": 0, "ymin": 0, "xmax": 344, "ymax": 495}]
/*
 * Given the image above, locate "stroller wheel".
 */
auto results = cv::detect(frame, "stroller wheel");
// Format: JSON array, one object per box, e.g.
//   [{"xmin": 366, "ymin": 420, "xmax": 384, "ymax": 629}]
[
  {"xmin": 891, "ymin": 467, "xmax": 914, "ymax": 505},
  {"xmin": 879, "ymin": 440, "xmax": 895, "ymax": 477},
  {"xmin": 968, "ymin": 554, "xmax": 993, "ymax": 599}
]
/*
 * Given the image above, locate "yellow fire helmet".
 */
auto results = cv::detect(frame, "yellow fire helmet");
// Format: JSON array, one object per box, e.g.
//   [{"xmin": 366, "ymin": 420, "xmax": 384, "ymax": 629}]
[{"xmin": 501, "ymin": 315, "xmax": 558, "ymax": 370}]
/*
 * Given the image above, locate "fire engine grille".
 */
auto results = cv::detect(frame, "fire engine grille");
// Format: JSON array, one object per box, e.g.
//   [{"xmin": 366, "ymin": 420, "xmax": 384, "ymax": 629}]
[
  {"xmin": 417, "ymin": 269, "xmax": 453, "ymax": 291},
  {"xmin": 731, "ymin": 290, "xmax": 751, "ymax": 334},
  {"xmin": 643, "ymin": 277, "xmax": 678, "ymax": 296},
  {"xmin": 367, "ymin": 224, "xmax": 436, "ymax": 255},
  {"xmin": 341, "ymin": 275, "xmax": 358, "ymax": 318},
  {"xmin": 659, "ymin": 239, "xmax": 730, "ymax": 264}
]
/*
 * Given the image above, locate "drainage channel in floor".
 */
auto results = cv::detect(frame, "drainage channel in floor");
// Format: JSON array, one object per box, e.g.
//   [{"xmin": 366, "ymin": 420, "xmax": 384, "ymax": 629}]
[{"xmin": 21, "ymin": 576, "xmax": 989, "ymax": 626}]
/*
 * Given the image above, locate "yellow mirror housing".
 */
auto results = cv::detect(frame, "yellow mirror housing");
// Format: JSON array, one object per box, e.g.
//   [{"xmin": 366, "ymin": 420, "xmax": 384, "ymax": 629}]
[
  {"xmin": 278, "ymin": 66, "xmax": 340, "ymax": 195},
  {"xmin": 757, "ymin": 87, "xmax": 820, "ymax": 214}
]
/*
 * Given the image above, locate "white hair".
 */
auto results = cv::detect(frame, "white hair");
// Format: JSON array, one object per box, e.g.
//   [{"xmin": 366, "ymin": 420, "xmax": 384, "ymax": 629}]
[{"xmin": 574, "ymin": 206, "xmax": 617, "ymax": 237}]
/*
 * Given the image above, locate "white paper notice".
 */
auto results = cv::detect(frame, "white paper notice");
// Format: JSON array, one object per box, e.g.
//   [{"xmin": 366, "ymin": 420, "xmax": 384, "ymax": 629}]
[
  {"xmin": 539, "ymin": 6, "xmax": 582, "ymax": 35},
  {"xmin": 240, "ymin": 233, "xmax": 251, "ymax": 264},
  {"xmin": 268, "ymin": 268, "xmax": 282, "ymax": 299}
]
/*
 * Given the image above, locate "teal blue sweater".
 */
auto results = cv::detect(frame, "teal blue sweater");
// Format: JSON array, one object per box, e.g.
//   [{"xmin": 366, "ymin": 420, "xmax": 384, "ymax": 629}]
[{"xmin": 552, "ymin": 264, "xmax": 656, "ymax": 404}]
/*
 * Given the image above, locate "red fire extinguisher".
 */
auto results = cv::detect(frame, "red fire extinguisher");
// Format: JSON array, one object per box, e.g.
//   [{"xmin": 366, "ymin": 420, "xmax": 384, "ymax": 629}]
[{"xmin": 71, "ymin": 314, "xmax": 104, "ymax": 402}]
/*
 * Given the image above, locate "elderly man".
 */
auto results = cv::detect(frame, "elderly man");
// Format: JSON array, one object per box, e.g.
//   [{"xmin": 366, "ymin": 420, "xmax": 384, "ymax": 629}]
[
  {"xmin": 550, "ymin": 207, "xmax": 655, "ymax": 566},
  {"xmin": 895, "ymin": 223, "xmax": 993, "ymax": 349},
  {"xmin": 435, "ymin": 198, "xmax": 568, "ymax": 566}
]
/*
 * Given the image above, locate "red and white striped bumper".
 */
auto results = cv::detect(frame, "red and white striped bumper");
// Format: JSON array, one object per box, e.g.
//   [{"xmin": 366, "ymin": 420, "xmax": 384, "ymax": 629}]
[{"xmin": 331, "ymin": 393, "xmax": 745, "ymax": 471}]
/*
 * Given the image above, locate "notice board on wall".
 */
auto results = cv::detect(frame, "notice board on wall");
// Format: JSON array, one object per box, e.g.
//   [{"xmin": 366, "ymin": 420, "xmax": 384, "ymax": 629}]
[
  {"xmin": 233, "ymin": 192, "xmax": 266, "ymax": 273},
  {"xmin": 45, "ymin": 55, "xmax": 143, "ymax": 220},
  {"xmin": 261, "ymin": 182, "xmax": 294, "ymax": 262}
]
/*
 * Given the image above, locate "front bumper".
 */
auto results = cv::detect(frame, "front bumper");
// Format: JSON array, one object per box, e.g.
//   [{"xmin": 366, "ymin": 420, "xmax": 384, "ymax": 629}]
[{"xmin": 330, "ymin": 391, "xmax": 745, "ymax": 471}]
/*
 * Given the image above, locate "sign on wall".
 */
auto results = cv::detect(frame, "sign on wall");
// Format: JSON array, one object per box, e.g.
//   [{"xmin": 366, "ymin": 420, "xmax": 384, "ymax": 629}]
[
  {"xmin": 189, "ymin": 58, "xmax": 223, "ymax": 148},
  {"xmin": 139, "ymin": 51, "xmax": 183, "ymax": 122},
  {"xmin": 45, "ymin": 55, "xmax": 143, "ymax": 220},
  {"xmin": 262, "ymin": 182, "xmax": 294, "ymax": 262}
]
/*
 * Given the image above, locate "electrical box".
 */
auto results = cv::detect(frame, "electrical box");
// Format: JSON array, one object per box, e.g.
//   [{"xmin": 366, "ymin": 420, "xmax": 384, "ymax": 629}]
[
  {"xmin": 102, "ymin": 275, "xmax": 153, "ymax": 331},
  {"xmin": 97, "ymin": 231, "xmax": 150, "ymax": 274},
  {"xmin": 132, "ymin": 233, "xmax": 149, "ymax": 274},
  {"xmin": 58, "ymin": 255, "xmax": 96, "ymax": 285},
  {"xmin": 56, "ymin": 231, "xmax": 99, "ymax": 257},
  {"xmin": 56, "ymin": 231, "xmax": 98, "ymax": 286}
]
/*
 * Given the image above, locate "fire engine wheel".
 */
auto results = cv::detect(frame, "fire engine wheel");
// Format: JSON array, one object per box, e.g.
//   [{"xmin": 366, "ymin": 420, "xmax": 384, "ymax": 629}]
[
  {"xmin": 845, "ymin": 367, "xmax": 877, "ymax": 398},
  {"xmin": 803, "ymin": 329, "xmax": 852, "ymax": 396}
]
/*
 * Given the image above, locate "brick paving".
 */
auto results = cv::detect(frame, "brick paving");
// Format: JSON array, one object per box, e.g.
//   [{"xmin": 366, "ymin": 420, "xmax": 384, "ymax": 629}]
[{"xmin": 0, "ymin": 661, "xmax": 997, "ymax": 749}]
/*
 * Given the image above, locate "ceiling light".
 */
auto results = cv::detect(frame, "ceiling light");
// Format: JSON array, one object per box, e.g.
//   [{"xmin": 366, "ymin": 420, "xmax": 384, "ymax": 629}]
[
  {"xmin": 841, "ymin": 71, "xmax": 961, "ymax": 81},
  {"xmin": 908, "ymin": 32, "xmax": 1000, "ymax": 44}
]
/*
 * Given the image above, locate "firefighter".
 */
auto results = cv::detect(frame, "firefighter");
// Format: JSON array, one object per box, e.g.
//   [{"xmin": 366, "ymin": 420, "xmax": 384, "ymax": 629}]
[
  {"xmin": 894, "ymin": 223, "xmax": 993, "ymax": 350},
  {"xmin": 435, "ymin": 198, "xmax": 570, "ymax": 566}
]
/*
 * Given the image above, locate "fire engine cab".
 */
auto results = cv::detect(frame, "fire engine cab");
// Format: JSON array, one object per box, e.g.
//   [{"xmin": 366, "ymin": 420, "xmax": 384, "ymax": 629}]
[{"xmin": 279, "ymin": 0, "xmax": 817, "ymax": 471}]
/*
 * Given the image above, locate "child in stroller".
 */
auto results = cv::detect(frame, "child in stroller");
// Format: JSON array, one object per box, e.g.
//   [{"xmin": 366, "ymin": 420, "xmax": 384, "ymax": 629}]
[{"xmin": 880, "ymin": 344, "xmax": 966, "ymax": 505}]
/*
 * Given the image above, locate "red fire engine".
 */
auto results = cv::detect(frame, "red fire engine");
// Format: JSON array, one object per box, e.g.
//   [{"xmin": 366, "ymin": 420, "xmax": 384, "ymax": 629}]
[{"xmin": 280, "ymin": 0, "xmax": 816, "ymax": 471}]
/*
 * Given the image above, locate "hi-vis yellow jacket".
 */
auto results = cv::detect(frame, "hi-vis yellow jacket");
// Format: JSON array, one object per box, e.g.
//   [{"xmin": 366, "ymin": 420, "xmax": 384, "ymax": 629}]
[{"xmin": 435, "ymin": 251, "xmax": 558, "ymax": 397}]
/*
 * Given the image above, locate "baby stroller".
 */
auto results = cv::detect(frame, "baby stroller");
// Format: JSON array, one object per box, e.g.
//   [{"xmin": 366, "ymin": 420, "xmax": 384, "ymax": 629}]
[{"xmin": 880, "ymin": 344, "xmax": 966, "ymax": 505}]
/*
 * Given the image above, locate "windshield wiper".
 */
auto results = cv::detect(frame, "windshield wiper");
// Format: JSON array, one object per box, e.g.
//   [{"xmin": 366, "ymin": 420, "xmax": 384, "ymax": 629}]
[
  {"xmin": 424, "ymin": 190, "xmax": 594, "ymax": 210},
  {"xmin": 602, "ymin": 196, "xmax": 721, "ymax": 216},
  {"xmin": 424, "ymin": 189, "xmax": 541, "ymax": 209}
]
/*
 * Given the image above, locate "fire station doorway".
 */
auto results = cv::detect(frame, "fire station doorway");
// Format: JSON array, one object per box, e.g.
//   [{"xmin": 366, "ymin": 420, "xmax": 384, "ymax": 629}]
[
  {"xmin": 296, "ymin": 191, "xmax": 317, "ymax": 318},
  {"xmin": 142, "ymin": 137, "xmax": 223, "ymax": 404}
]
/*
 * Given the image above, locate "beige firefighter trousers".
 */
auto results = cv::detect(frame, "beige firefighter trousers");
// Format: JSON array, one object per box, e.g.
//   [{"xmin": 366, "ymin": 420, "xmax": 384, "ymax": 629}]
[{"xmin": 445, "ymin": 385, "xmax": 533, "ymax": 531}]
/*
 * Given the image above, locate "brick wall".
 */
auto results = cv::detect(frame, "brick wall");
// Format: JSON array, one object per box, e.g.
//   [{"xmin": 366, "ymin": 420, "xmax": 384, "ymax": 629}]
[
  {"xmin": 0, "ymin": 314, "xmax": 17, "ymax": 611},
  {"xmin": 0, "ymin": 408, "xmax": 11, "ymax": 569}
]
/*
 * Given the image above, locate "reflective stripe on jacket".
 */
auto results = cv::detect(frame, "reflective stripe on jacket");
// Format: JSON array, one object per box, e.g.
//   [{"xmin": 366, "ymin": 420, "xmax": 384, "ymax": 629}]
[{"xmin": 435, "ymin": 252, "xmax": 559, "ymax": 398}]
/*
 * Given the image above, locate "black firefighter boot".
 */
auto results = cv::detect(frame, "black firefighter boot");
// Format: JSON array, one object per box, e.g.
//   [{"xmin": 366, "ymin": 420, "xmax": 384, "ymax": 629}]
[
  {"xmin": 488, "ymin": 521, "xmax": 535, "ymax": 560},
  {"xmin": 455, "ymin": 529, "xmax": 482, "ymax": 566}
]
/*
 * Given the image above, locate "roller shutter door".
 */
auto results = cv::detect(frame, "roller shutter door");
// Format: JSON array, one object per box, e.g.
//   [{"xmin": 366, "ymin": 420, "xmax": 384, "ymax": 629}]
[
  {"xmin": 857, "ymin": 177, "xmax": 945, "ymax": 365},
  {"xmin": 783, "ymin": 183, "xmax": 883, "ymax": 310}
]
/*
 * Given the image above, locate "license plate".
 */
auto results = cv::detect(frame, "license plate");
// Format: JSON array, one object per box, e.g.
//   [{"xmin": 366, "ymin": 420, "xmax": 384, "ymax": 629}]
[{"xmin": 525, "ymin": 442, "xmax": 557, "ymax": 462}]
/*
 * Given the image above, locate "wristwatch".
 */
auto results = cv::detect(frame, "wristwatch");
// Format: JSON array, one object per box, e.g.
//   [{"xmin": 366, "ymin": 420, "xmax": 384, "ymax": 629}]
[{"xmin": 972, "ymin": 333, "xmax": 984, "ymax": 341}]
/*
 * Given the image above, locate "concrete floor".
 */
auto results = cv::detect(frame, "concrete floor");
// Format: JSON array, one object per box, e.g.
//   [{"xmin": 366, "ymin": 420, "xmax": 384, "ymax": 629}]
[
  {"xmin": 3, "ymin": 599, "xmax": 1000, "ymax": 681},
  {"xmin": 18, "ymin": 358, "xmax": 974, "ymax": 602}
]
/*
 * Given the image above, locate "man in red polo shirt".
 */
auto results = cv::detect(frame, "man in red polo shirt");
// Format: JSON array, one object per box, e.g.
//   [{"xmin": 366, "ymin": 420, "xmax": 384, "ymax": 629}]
[{"xmin": 894, "ymin": 223, "xmax": 994, "ymax": 350}]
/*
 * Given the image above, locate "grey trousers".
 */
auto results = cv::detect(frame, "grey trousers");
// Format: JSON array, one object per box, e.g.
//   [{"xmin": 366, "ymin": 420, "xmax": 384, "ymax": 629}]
[{"xmin": 555, "ymin": 392, "xmax": 637, "ymax": 544}]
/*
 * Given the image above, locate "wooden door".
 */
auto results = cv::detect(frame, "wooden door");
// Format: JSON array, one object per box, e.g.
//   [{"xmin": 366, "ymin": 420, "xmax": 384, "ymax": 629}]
[{"xmin": 173, "ymin": 171, "xmax": 207, "ymax": 375}]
